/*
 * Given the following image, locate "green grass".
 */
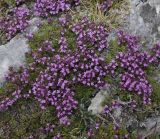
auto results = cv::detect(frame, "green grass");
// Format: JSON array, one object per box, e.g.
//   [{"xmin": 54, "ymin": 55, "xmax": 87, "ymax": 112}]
[
  {"xmin": 147, "ymin": 68, "xmax": 160, "ymax": 106},
  {"xmin": 0, "ymin": 99, "xmax": 41, "ymax": 138},
  {"xmin": 28, "ymin": 21, "xmax": 61, "ymax": 51},
  {"xmin": 106, "ymin": 39, "xmax": 126, "ymax": 62},
  {"xmin": 71, "ymin": 0, "xmax": 129, "ymax": 30}
]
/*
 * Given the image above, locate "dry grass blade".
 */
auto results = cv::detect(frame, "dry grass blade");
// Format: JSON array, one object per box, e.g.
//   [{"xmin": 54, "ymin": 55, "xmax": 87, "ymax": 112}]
[{"xmin": 72, "ymin": 0, "xmax": 130, "ymax": 30}]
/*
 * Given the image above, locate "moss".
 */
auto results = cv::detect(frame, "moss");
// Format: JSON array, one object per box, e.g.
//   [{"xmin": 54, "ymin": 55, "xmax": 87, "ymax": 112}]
[
  {"xmin": 147, "ymin": 135, "xmax": 160, "ymax": 139},
  {"xmin": 0, "ymin": 87, "xmax": 5, "ymax": 95},
  {"xmin": 29, "ymin": 21, "xmax": 61, "ymax": 51},
  {"xmin": 106, "ymin": 39, "xmax": 126, "ymax": 63},
  {"xmin": 40, "ymin": 107, "xmax": 56, "ymax": 124},
  {"xmin": 65, "ymin": 31, "xmax": 76, "ymax": 51},
  {"xmin": 0, "ymin": 82, "xmax": 15, "ymax": 99},
  {"xmin": 60, "ymin": 108, "xmax": 97, "ymax": 139},
  {"xmin": 101, "ymin": 95, "xmax": 113, "ymax": 107},
  {"xmin": 145, "ymin": 66, "xmax": 160, "ymax": 105},
  {"xmin": 94, "ymin": 123, "xmax": 136, "ymax": 139},
  {"xmin": 0, "ymin": 98, "xmax": 43, "ymax": 138},
  {"xmin": 148, "ymin": 74, "xmax": 160, "ymax": 105},
  {"xmin": 75, "ymin": 85, "xmax": 95, "ymax": 102},
  {"xmin": 0, "ymin": 0, "xmax": 16, "ymax": 7},
  {"xmin": 58, "ymin": 85, "xmax": 97, "ymax": 138}
]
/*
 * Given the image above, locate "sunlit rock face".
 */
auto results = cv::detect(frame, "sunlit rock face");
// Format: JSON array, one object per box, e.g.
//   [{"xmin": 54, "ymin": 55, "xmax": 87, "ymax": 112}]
[
  {"xmin": 127, "ymin": 0, "xmax": 160, "ymax": 44},
  {"xmin": 0, "ymin": 18, "xmax": 43, "ymax": 85},
  {"xmin": 88, "ymin": 85, "xmax": 111, "ymax": 114},
  {"xmin": 88, "ymin": 89, "xmax": 108, "ymax": 114},
  {"xmin": 0, "ymin": 37, "xmax": 28, "ymax": 86},
  {"xmin": 138, "ymin": 116, "xmax": 160, "ymax": 139},
  {"xmin": 149, "ymin": 0, "xmax": 160, "ymax": 14}
]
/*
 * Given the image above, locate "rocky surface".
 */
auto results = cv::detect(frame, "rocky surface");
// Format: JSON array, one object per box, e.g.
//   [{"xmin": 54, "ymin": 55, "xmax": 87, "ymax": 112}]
[
  {"xmin": 128, "ymin": 1, "xmax": 160, "ymax": 137},
  {"xmin": 0, "ymin": 17, "xmax": 43, "ymax": 85},
  {"xmin": 138, "ymin": 116, "xmax": 160, "ymax": 139},
  {"xmin": 127, "ymin": 0, "xmax": 160, "ymax": 44},
  {"xmin": 88, "ymin": 85, "xmax": 111, "ymax": 114}
]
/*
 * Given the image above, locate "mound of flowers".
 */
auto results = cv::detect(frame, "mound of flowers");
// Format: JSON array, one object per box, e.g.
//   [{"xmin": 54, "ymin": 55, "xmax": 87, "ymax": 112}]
[
  {"xmin": 0, "ymin": 16, "xmax": 160, "ymax": 131},
  {"xmin": 0, "ymin": 6, "xmax": 30, "ymax": 39}
]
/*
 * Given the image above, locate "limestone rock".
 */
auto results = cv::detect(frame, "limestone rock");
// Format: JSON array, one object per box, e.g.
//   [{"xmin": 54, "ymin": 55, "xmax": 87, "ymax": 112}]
[
  {"xmin": 126, "ymin": 0, "xmax": 160, "ymax": 44},
  {"xmin": 0, "ymin": 17, "xmax": 43, "ymax": 85},
  {"xmin": 88, "ymin": 85, "xmax": 111, "ymax": 114}
]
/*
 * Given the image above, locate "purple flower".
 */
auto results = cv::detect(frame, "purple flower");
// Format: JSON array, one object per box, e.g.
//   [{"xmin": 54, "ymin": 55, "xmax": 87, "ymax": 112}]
[
  {"xmin": 103, "ymin": 105, "xmax": 111, "ymax": 114},
  {"xmin": 0, "ymin": 7, "xmax": 30, "ymax": 39}
]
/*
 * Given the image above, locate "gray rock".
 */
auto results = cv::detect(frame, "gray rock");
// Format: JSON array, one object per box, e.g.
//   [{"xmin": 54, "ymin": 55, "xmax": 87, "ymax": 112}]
[
  {"xmin": 138, "ymin": 116, "xmax": 160, "ymax": 139},
  {"xmin": 88, "ymin": 84, "xmax": 111, "ymax": 114},
  {"xmin": 0, "ymin": 17, "xmax": 43, "ymax": 85},
  {"xmin": 126, "ymin": 0, "xmax": 160, "ymax": 44},
  {"xmin": 0, "ymin": 36, "xmax": 28, "ymax": 85}
]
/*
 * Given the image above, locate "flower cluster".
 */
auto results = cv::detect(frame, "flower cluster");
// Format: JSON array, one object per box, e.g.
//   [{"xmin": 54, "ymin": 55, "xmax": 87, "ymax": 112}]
[
  {"xmin": 103, "ymin": 31, "xmax": 160, "ymax": 104},
  {"xmin": 59, "ymin": 32, "xmax": 68, "ymax": 53},
  {"xmin": 1, "ymin": 18, "xmax": 159, "ymax": 120},
  {"xmin": 1, "ymin": 0, "xmax": 80, "ymax": 40},
  {"xmin": 0, "ymin": 7, "xmax": 30, "ymax": 39},
  {"xmin": 100, "ymin": 0, "xmax": 113, "ymax": 12},
  {"xmin": 0, "ymin": 16, "xmax": 160, "ymax": 138},
  {"xmin": 53, "ymin": 133, "xmax": 61, "ymax": 139},
  {"xmin": 43, "ymin": 123, "xmax": 55, "ymax": 133},
  {"xmin": 72, "ymin": 17, "xmax": 109, "ymax": 52},
  {"xmin": 103, "ymin": 99, "xmax": 137, "ymax": 115},
  {"xmin": 29, "ymin": 43, "xmax": 108, "ymax": 124},
  {"xmin": 117, "ymin": 30, "xmax": 140, "ymax": 52},
  {"xmin": 0, "ymin": 89, "xmax": 22, "ymax": 111},
  {"xmin": 103, "ymin": 101, "xmax": 122, "ymax": 114},
  {"xmin": 0, "ymin": 18, "xmax": 109, "ymax": 128},
  {"xmin": 116, "ymin": 52, "xmax": 153, "ymax": 104},
  {"xmin": 151, "ymin": 43, "xmax": 160, "ymax": 64},
  {"xmin": 115, "ymin": 31, "xmax": 160, "ymax": 104},
  {"xmin": 34, "ymin": 0, "xmax": 80, "ymax": 17}
]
